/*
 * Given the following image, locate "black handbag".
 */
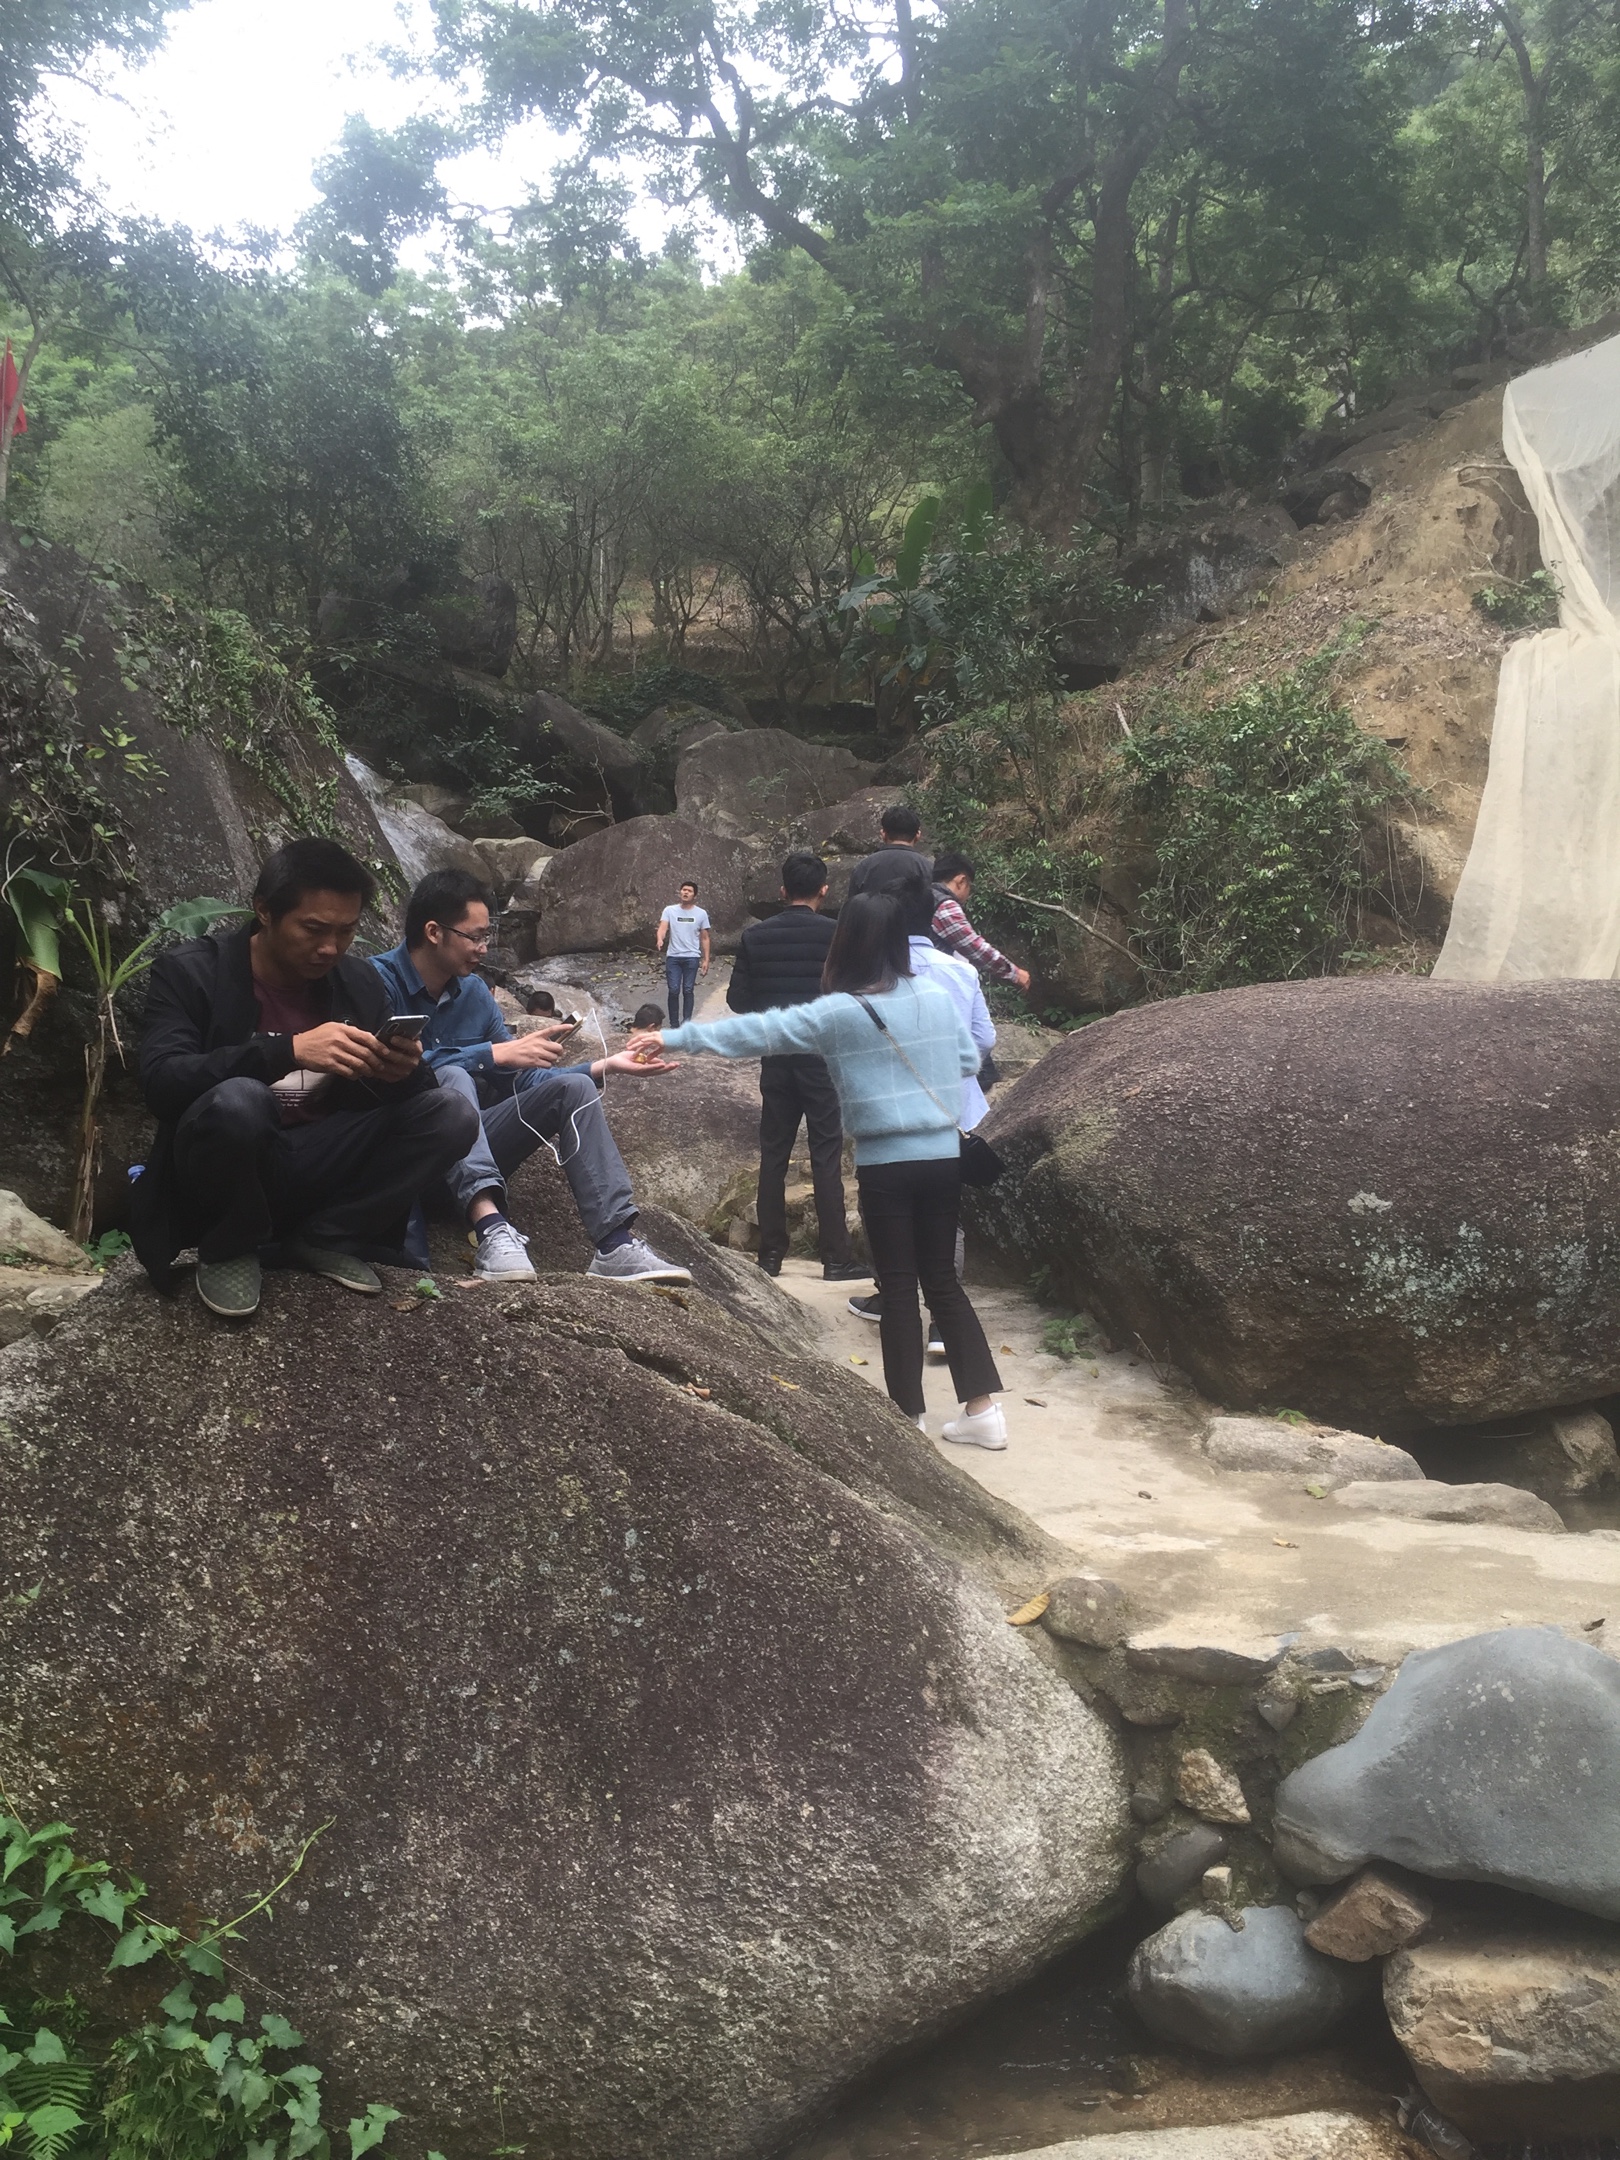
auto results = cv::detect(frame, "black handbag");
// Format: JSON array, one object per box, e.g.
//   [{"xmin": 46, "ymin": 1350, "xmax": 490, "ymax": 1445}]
[{"xmin": 853, "ymin": 994, "xmax": 1006, "ymax": 1187}]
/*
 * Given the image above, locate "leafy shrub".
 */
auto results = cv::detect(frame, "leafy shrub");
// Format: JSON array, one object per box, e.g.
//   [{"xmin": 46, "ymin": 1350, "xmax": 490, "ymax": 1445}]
[
  {"xmin": 577, "ymin": 662, "xmax": 743, "ymax": 735},
  {"xmin": 0, "ymin": 1809, "xmax": 404, "ymax": 2160},
  {"xmin": 1117, "ymin": 640, "xmax": 1413, "ymax": 992},
  {"xmin": 1041, "ymin": 1311, "xmax": 1100, "ymax": 1360},
  {"xmin": 1471, "ymin": 569, "xmax": 1560, "ymax": 634}
]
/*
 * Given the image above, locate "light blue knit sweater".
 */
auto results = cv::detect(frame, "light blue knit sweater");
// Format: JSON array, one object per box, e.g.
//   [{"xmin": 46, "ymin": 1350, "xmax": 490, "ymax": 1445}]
[{"xmin": 662, "ymin": 978, "xmax": 977, "ymax": 1165}]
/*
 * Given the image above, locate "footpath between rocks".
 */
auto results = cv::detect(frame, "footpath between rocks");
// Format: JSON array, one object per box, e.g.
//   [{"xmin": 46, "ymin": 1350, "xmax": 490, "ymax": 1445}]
[{"xmin": 777, "ymin": 1260, "xmax": 1620, "ymax": 2153}]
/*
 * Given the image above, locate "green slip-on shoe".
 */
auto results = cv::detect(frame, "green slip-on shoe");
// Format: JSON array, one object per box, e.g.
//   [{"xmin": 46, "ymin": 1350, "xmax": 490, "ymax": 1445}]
[
  {"xmin": 289, "ymin": 1242, "xmax": 382, "ymax": 1295},
  {"xmin": 196, "ymin": 1254, "xmax": 262, "ymax": 1318}
]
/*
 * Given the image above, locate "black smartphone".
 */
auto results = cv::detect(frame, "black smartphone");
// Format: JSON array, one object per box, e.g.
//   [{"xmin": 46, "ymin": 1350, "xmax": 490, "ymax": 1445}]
[{"xmin": 377, "ymin": 1013, "xmax": 429, "ymax": 1044}]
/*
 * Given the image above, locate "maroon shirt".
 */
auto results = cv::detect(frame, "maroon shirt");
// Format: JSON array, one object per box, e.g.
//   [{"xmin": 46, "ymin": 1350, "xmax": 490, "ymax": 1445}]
[{"xmin": 252, "ymin": 972, "xmax": 332, "ymax": 1123}]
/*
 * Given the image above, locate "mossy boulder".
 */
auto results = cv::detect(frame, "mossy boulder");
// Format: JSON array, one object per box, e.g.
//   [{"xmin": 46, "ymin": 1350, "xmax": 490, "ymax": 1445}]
[{"xmin": 0, "ymin": 1260, "xmax": 1128, "ymax": 2160}]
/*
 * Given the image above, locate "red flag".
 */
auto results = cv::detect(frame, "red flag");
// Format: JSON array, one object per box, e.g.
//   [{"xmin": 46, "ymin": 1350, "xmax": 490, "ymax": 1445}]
[{"xmin": 1, "ymin": 341, "xmax": 27, "ymax": 439}]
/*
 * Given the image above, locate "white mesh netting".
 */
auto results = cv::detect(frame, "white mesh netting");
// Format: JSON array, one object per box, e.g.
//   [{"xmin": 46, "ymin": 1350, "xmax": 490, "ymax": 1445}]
[{"xmin": 1434, "ymin": 330, "xmax": 1620, "ymax": 980}]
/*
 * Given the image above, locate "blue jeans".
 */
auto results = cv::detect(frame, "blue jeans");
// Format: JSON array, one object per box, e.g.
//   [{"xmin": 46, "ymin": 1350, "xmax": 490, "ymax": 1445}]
[
  {"xmin": 665, "ymin": 954, "xmax": 700, "ymax": 1026},
  {"xmin": 433, "ymin": 1063, "xmax": 635, "ymax": 1247}
]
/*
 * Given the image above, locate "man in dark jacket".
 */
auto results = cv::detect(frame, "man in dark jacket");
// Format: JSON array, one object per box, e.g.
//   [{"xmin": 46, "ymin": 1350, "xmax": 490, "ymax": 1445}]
[
  {"xmin": 131, "ymin": 837, "xmax": 478, "ymax": 1320},
  {"xmin": 846, "ymin": 803, "xmax": 935, "ymax": 935},
  {"xmin": 727, "ymin": 851, "xmax": 866, "ymax": 1282}
]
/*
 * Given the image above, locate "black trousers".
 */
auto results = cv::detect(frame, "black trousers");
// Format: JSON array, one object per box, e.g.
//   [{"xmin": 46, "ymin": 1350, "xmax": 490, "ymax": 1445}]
[
  {"xmin": 172, "ymin": 1076, "xmax": 479, "ymax": 1263},
  {"xmin": 756, "ymin": 1054, "xmax": 853, "ymax": 1268},
  {"xmin": 856, "ymin": 1154, "xmax": 1002, "ymax": 1417}
]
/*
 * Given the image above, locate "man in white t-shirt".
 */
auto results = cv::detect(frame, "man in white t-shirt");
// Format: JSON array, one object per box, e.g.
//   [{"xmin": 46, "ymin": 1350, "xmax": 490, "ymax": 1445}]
[{"xmin": 655, "ymin": 880, "xmax": 711, "ymax": 1026}]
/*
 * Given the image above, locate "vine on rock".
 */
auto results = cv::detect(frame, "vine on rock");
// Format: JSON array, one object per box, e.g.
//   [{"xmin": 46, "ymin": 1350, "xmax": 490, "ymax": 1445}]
[{"xmin": 0, "ymin": 1806, "xmax": 408, "ymax": 2160}]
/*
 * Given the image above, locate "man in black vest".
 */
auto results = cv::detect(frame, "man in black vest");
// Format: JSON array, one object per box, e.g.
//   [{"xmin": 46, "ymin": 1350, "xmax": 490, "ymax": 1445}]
[{"xmin": 726, "ymin": 851, "xmax": 867, "ymax": 1282}]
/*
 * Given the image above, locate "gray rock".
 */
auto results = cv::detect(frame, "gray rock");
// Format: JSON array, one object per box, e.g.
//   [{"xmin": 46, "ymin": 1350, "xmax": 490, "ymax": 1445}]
[
  {"xmin": 1130, "ymin": 1782, "xmax": 1171, "ymax": 1824},
  {"xmin": 1126, "ymin": 1633, "xmax": 1287, "ymax": 1686},
  {"xmin": 802, "ymin": 786, "xmax": 891, "ymax": 856},
  {"xmin": 1137, "ymin": 1823, "xmax": 1229, "ymax": 1912},
  {"xmin": 532, "ymin": 815, "xmax": 758, "ymax": 956},
  {"xmin": 1385, "ymin": 1922, "xmax": 1620, "ymax": 2140},
  {"xmin": 1331, "ymin": 1479, "xmax": 1564, "ymax": 1532},
  {"xmin": 0, "ymin": 1266, "xmax": 1128, "ymax": 2160},
  {"xmin": 474, "ymin": 837, "xmax": 554, "ymax": 890},
  {"xmin": 345, "ymin": 756, "xmax": 494, "ymax": 890},
  {"xmin": 1043, "ymin": 1573, "xmax": 1134, "ymax": 1648},
  {"xmin": 1127, "ymin": 1906, "xmax": 1372, "ymax": 2059},
  {"xmin": 0, "ymin": 1191, "xmax": 89, "ymax": 1272},
  {"xmin": 1271, "ymin": 1626, "xmax": 1620, "ymax": 1919},
  {"xmin": 972, "ymin": 976, "xmax": 1620, "ymax": 1428},
  {"xmin": 1203, "ymin": 1416, "xmax": 1422, "ymax": 1486},
  {"xmin": 1255, "ymin": 1679, "xmax": 1299, "ymax": 1732},
  {"xmin": 675, "ymin": 729, "xmax": 874, "ymax": 840},
  {"xmin": 1423, "ymin": 1407, "xmax": 1620, "ymax": 1500},
  {"xmin": 976, "ymin": 2115, "xmax": 1410, "ymax": 2159}
]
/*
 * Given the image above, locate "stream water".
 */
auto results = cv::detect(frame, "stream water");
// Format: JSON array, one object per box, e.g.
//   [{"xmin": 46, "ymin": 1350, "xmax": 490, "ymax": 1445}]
[{"xmin": 779, "ymin": 1916, "xmax": 1407, "ymax": 2159}]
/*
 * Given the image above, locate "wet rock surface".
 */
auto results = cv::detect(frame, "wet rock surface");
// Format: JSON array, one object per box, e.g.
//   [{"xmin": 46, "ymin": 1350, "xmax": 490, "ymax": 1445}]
[
  {"xmin": 973, "ymin": 976, "xmax": 1620, "ymax": 1428},
  {"xmin": 0, "ymin": 1265, "xmax": 1127, "ymax": 2160},
  {"xmin": 1385, "ymin": 1919, "xmax": 1620, "ymax": 2139},
  {"xmin": 978, "ymin": 2118, "xmax": 1408, "ymax": 2159},
  {"xmin": 1272, "ymin": 1627, "xmax": 1620, "ymax": 1919},
  {"xmin": 675, "ymin": 729, "xmax": 875, "ymax": 840},
  {"xmin": 1127, "ymin": 1907, "xmax": 1373, "ymax": 2060}
]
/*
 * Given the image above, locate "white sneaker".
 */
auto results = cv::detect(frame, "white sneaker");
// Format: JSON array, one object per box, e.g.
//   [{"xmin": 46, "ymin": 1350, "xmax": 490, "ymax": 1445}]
[
  {"xmin": 940, "ymin": 1404, "xmax": 1008, "ymax": 1451},
  {"xmin": 587, "ymin": 1236, "xmax": 692, "ymax": 1285},
  {"xmin": 915, "ymin": 1414, "xmax": 928, "ymax": 1434},
  {"xmin": 474, "ymin": 1220, "xmax": 536, "ymax": 1281}
]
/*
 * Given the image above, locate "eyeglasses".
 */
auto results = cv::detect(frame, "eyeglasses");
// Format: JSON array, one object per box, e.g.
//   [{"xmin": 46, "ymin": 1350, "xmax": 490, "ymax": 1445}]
[{"xmin": 443, "ymin": 924, "xmax": 491, "ymax": 950}]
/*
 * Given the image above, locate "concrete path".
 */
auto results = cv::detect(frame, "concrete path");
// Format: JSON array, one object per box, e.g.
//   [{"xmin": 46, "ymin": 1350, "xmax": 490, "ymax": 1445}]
[{"xmin": 777, "ymin": 1260, "xmax": 1620, "ymax": 1665}]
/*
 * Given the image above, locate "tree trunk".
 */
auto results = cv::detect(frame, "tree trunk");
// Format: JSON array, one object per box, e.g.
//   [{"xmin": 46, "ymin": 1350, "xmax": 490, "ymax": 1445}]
[{"xmin": 1494, "ymin": 2, "xmax": 1547, "ymax": 295}]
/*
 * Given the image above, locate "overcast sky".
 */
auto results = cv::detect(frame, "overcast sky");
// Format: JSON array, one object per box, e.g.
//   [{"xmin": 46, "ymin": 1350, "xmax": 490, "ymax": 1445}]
[{"xmin": 48, "ymin": 0, "xmax": 663, "ymax": 258}]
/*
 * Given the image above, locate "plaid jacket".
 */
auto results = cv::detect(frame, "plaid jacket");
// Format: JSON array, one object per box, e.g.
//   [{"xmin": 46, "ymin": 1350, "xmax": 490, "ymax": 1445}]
[{"xmin": 930, "ymin": 892, "xmax": 1022, "ymax": 984}]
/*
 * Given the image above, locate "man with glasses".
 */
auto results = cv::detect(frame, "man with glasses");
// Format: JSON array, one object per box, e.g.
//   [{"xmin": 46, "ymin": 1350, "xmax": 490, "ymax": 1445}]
[{"xmin": 372, "ymin": 868, "xmax": 692, "ymax": 1284}]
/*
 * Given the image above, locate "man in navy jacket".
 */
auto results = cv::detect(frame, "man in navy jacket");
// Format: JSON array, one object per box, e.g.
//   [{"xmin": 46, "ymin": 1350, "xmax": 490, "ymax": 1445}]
[{"xmin": 726, "ymin": 851, "xmax": 866, "ymax": 1282}]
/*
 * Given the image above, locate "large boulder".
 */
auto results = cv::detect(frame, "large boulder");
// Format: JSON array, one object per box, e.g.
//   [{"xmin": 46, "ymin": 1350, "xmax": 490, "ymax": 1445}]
[
  {"xmin": 1, "ymin": 537, "xmax": 395, "ymax": 1224},
  {"xmin": 676, "ymin": 729, "xmax": 875, "ymax": 841},
  {"xmin": 519, "ymin": 691, "xmax": 648, "ymax": 822},
  {"xmin": 0, "ymin": 1264, "xmax": 1128, "ymax": 2160},
  {"xmin": 1126, "ymin": 1906, "xmax": 1371, "ymax": 2059},
  {"xmin": 1271, "ymin": 1627, "xmax": 1620, "ymax": 1920},
  {"xmin": 973, "ymin": 977, "xmax": 1620, "ymax": 1429},
  {"xmin": 594, "ymin": 1057, "xmax": 765, "ymax": 1225},
  {"xmin": 534, "ymin": 816, "xmax": 758, "ymax": 955},
  {"xmin": 345, "ymin": 757, "xmax": 495, "ymax": 888},
  {"xmin": 1384, "ymin": 1920, "xmax": 1620, "ymax": 2140}
]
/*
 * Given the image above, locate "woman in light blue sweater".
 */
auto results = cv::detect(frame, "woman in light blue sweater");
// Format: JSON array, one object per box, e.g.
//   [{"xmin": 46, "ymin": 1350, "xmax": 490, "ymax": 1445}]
[{"xmin": 629, "ymin": 893, "xmax": 1007, "ymax": 1446}]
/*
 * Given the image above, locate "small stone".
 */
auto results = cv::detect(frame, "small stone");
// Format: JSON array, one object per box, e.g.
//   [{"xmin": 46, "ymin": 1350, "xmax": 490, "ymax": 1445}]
[
  {"xmin": 1126, "ymin": 1633, "xmax": 1288, "ymax": 1686},
  {"xmin": 1201, "ymin": 1864, "xmax": 1234, "ymax": 1901},
  {"xmin": 1303, "ymin": 1867, "xmax": 1432, "ymax": 1962},
  {"xmin": 1042, "ymin": 1573, "xmax": 1133, "ymax": 1648},
  {"xmin": 1386, "ymin": 1922, "xmax": 1620, "ymax": 2140},
  {"xmin": 1331, "ymin": 1479, "xmax": 1565, "ymax": 1532},
  {"xmin": 1255, "ymin": 1680, "xmax": 1299, "ymax": 1732},
  {"xmin": 1136, "ymin": 1822, "xmax": 1228, "ymax": 1912},
  {"xmin": 1130, "ymin": 1782, "xmax": 1170, "ymax": 1825},
  {"xmin": 1295, "ymin": 1647, "xmax": 1355, "ymax": 1672},
  {"xmin": 1127, "ymin": 1905, "xmax": 1373, "ymax": 2059},
  {"xmin": 1176, "ymin": 1747, "xmax": 1251, "ymax": 1825}
]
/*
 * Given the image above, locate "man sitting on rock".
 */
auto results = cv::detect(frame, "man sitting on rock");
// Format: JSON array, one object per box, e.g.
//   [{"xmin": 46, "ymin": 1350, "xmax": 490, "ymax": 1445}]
[
  {"xmin": 132, "ymin": 837, "xmax": 480, "ymax": 1320},
  {"xmin": 373, "ymin": 868, "xmax": 692, "ymax": 1285},
  {"xmin": 726, "ymin": 850, "xmax": 868, "ymax": 1284}
]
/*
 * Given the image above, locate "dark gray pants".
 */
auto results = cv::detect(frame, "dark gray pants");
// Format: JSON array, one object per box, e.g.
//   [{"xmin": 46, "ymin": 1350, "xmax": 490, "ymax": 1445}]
[
  {"xmin": 172, "ymin": 1076, "xmax": 479, "ymax": 1263},
  {"xmin": 435, "ymin": 1063, "xmax": 635, "ymax": 1248},
  {"xmin": 756, "ymin": 1053, "xmax": 852, "ymax": 1267}
]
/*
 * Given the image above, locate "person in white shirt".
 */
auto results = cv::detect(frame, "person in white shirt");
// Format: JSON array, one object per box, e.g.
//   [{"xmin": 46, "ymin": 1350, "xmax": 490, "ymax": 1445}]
[
  {"xmin": 847, "ymin": 934, "xmax": 996, "ymax": 1353},
  {"xmin": 655, "ymin": 880, "xmax": 711, "ymax": 1025}
]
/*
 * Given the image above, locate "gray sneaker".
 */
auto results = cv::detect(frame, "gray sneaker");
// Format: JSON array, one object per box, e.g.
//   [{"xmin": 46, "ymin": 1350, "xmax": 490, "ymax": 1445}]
[
  {"xmin": 474, "ymin": 1220, "xmax": 536, "ymax": 1280},
  {"xmin": 586, "ymin": 1237, "xmax": 692, "ymax": 1286},
  {"xmin": 196, "ymin": 1253, "xmax": 261, "ymax": 1318}
]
